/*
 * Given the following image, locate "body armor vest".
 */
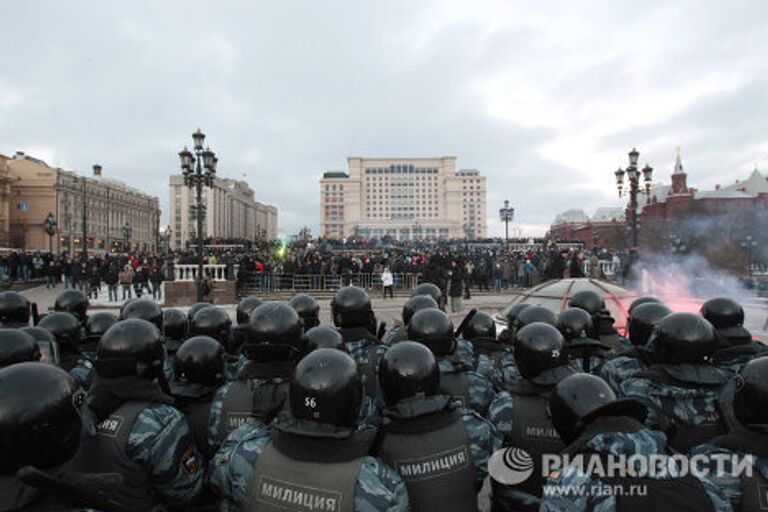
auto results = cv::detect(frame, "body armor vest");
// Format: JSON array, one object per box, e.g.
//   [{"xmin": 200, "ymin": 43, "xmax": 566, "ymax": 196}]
[
  {"xmin": 439, "ymin": 363, "xmax": 471, "ymax": 410},
  {"xmin": 504, "ymin": 381, "xmax": 563, "ymax": 501},
  {"xmin": 377, "ymin": 400, "xmax": 478, "ymax": 512},
  {"xmin": 245, "ymin": 425, "xmax": 373, "ymax": 512},
  {"xmin": 218, "ymin": 378, "xmax": 291, "ymax": 442},
  {"xmin": 69, "ymin": 401, "xmax": 161, "ymax": 512}
]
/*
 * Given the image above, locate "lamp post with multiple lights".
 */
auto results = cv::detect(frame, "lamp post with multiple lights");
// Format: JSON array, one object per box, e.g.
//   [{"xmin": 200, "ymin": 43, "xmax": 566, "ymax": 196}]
[
  {"xmin": 178, "ymin": 129, "xmax": 217, "ymax": 302},
  {"xmin": 499, "ymin": 199, "xmax": 514, "ymax": 243},
  {"xmin": 43, "ymin": 212, "xmax": 57, "ymax": 254},
  {"xmin": 614, "ymin": 148, "xmax": 653, "ymax": 248}
]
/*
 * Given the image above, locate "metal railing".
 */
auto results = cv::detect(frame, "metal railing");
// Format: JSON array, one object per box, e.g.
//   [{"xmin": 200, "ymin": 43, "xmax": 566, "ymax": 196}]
[{"xmin": 244, "ymin": 272, "xmax": 421, "ymax": 292}]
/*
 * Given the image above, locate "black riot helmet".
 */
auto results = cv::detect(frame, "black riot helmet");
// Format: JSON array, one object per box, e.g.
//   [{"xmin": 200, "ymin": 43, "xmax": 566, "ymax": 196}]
[
  {"xmin": 119, "ymin": 298, "xmax": 138, "ymax": 318},
  {"xmin": 557, "ymin": 308, "xmax": 596, "ymax": 341},
  {"xmin": 0, "ymin": 362, "xmax": 84, "ymax": 474},
  {"xmin": 290, "ymin": 348, "xmax": 362, "ymax": 428},
  {"xmin": 97, "ymin": 319, "xmax": 164, "ymax": 380},
  {"xmin": 304, "ymin": 325, "xmax": 346, "ymax": 353},
  {"xmin": 120, "ymin": 300, "xmax": 163, "ymax": 330},
  {"xmin": 20, "ymin": 326, "xmax": 55, "ymax": 344},
  {"xmin": 407, "ymin": 308, "xmax": 456, "ymax": 356},
  {"xmin": 85, "ymin": 312, "xmax": 118, "ymax": 343},
  {"xmin": 187, "ymin": 302, "xmax": 212, "ymax": 323},
  {"xmin": 0, "ymin": 291, "xmax": 31, "ymax": 327},
  {"xmin": 629, "ymin": 296, "xmax": 661, "ymax": 314},
  {"xmin": 402, "ymin": 295, "xmax": 438, "ymax": 325},
  {"xmin": 503, "ymin": 303, "xmax": 531, "ymax": 330},
  {"xmin": 650, "ymin": 313, "xmax": 717, "ymax": 364},
  {"xmin": 733, "ymin": 357, "xmax": 768, "ymax": 428},
  {"xmin": 163, "ymin": 308, "xmax": 188, "ymax": 340},
  {"xmin": 189, "ymin": 306, "xmax": 232, "ymax": 347},
  {"xmin": 411, "ymin": 283, "xmax": 444, "ymax": 307},
  {"xmin": 569, "ymin": 290, "xmax": 605, "ymax": 316},
  {"xmin": 174, "ymin": 336, "xmax": 225, "ymax": 387},
  {"xmin": 700, "ymin": 297, "xmax": 745, "ymax": 329},
  {"xmin": 514, "ymin": 323, "xmax": 566, "ymax": 379},
  {"xmin": 627, "ymin": 302, "xmax": 671, "ymax": 347},
  {"xmin": 379, "ymin": 341, "xmax": 440, "ymax": 406},
  {"xmin": 38, "ymin": 312, "xmax": 81, "ymax": 350},
  {"xmin": 0, "ymin": 329, "xmax": 40, "ymax": 367},
  {"xmin": 54, "ymin": 289, "xmax": 89, "ymax": 323},
  {"xmin": 515, "ymin": 305, "xmax": 558, "ymax": 330},
  {"xmin": 247, "ymin": 302, "xmax": 304, "ymax": 350},
  {"xmin": 331, "ymin": 286, "xmax": 375, "ymax": 330},
  {"xmin": 236, "ymin": 296, "xmax": 263, "ymax": 325},
  {"xmin": 549, "ymin": 373, "xmax": 646, "ymax": 444},
  {"xmin": 464, "ymin": 311, "xmax": 497, "ymax": 341},
  {"xmin": 289, "ymin": 294, "xmax": 321, "ymax": 330}
]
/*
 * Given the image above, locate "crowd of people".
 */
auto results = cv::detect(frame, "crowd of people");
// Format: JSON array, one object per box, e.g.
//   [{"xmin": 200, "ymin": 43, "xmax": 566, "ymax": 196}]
[
  {"xmin": 1, "ymin": 239, "xmax": 630, "ymax": 302},
  {"xmin": 0, "ymin": 280, "xmax": 764, "ymax": 511}
]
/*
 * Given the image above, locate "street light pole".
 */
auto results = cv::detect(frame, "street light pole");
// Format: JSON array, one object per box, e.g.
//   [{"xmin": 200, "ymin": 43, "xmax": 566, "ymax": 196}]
[
  {"xmin": 80, "ymin": 175, "xmax": 88, "ymax": 260},
  {"xmin": 179, "ymin": 129, "xmax": 217, "ymax": 302},
  {"xmin": 123, "ymin": 222, "xmax": 132, "ymax": 252},
  {"xmin": 499, "ymin": 199, "xmax": 514, "ymax": 243},
  {"xmin": 614, "ymin": 148, "xmax": 653, "ymax": 248},
  {"xmin": 742, "ymin": 235, "xmax": 757, "ymax": 278}
]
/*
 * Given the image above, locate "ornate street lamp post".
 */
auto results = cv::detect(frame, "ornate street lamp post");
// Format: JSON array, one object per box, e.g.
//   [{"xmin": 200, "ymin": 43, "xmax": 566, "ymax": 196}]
[
  {"xmin": 43, "ymin": 212, "xmax": 57, "ymax": 253},
  {"xmin": 179, "ymin": 129, "xmax": 217, "ymax": 302},
  {"xmin": 122, "ymin": 221, "xmax": 132, "ymax": 252},
  {"xmin": 614, "ymin": 148, "xmax": 653, "ymax": 248},
  {"xmin": 499, "ymin": 199, "xmax": 514, "ymax": 243}
]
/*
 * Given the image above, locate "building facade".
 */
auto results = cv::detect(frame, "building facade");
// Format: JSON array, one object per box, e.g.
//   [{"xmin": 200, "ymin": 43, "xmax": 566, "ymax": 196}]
[
  {"xmin": 0, "ymin": 156, "xmax": 13, "ymax": 247},
  {"xmin": 548, "ymin": 151, "xmax": 768, "ymax": 255},
  {"xmin": 2, "ymin": 151, "xmax": 161, "ymax": 254},
  {"xmin": 319, "ymin": 156, "xmax": 487, "ymax": 240},
  {"xmin": 169, "ymin": 175, "xmax": 277, "ymax": 250}
]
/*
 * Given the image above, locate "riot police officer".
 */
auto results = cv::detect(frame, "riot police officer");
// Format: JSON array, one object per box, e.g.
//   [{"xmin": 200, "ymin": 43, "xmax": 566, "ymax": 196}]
[
  {"xmin": 187, "ymin": 302, "xmax": 211, "ymax": 323},
  {"xmin": 381, "ymin": 294, "xmax": 438, "ymax": 346},
  {"xmin": 569, "ymin": 289, "xmax": 626, "ymax": 351},
  {"xmin": 289, "ymin": 293, "xmax": 321, "ymax": 330},
  {"xmin": 0, "ymin": 329, "xmax": 40, "ymax": 367},
  {"xmin": 411, "ymin": 282, "xmax": 445, "ymax": 310},
  {"xmin": 628, "ymin": 296, "xmax": 661, "ymax": 312},
  {"xmin": 208, "ymin": 302, "xmax": 306, "ymax": 451},
  {"xmin": 690, "ymin": 357, "xmax": 768, "ymax": 511},
  {"xmin": 83, "ymin": 311, "xmax": 117, "ymax": 357},
  {"xmin": 120, "ymin": 299, "xmax": 163, "ymax": 330},
  {"xmin": 232, "ymin": 296, "xmax": 263, "ymax": 359},
  {"xmin": 189, "ymin": 306, "xmax": 232, "ymax": 348},
  {"xmin": 38, "ymin": 312, "xmax": 93, "ymax": 389},
  {"xmin": 407, "ymin": 308, "xmax": 496, "ymax": 415},
  {"xmin": 488, "ymin": 322, "xmax": 576, "ymax": 511},
  {"xmin": 162, "ymin": 307, "xmax": 189, "ymax": 366},
  {"xmin": 0, "ymin": 291, "xmax": 31, "ymax": 327},
  {"xmin": 331, "ymin": 286, "xmax": 384, "ymax": 397},
  {"xmin": 494, "ymin": 305, "xmax": 558, "ymax": 391},
  {"xmin": 209, "ymin": 348, "xmax": 409, "ymax": 511},
  {"xmin": 463, "ymin": 311, "xmax": 505, "ymax": 380},
  {"xmin": 0, "ymin": 362, "xmax": 110, "ymax": 511},
  {"xmin": 70, "ymin": 318, "xmax": 203, "ymax": 510},
  {"xmin": 376, "ymin": 341, "xmax": 501, "ymax": 512},
  {"xmin": 557, "ymin": 307, "xmax": 610, "ymax": 374},
  {"xmin": 541, "ymin": 373, "xmax": 731, "ymax": 512},
  {"xmin": 619, "ymin": 312, "xmax": 729, "ymax": 451},
  {"xmin": 20, "ymin": 326, "xmax": 58, "ymax": 364},
  {"xmin": 701, "ymin": 297, "xmax": 766, "ymax": 375},
  {"xmin": 599, "ymin": 302, "xmax": 671, "ymax": 393},
  {"xmin": 497, "ymin": 302, "xmax": 531, "ymax": 345},
  {"xmin": 304, "ymin": 324, "xmax": 346, "ymax": 353},
  {"xmin": 54, "ymin": 289, "xmax": 89, "ymax": 324},
  {"xmin": 170, "ymin": 335, "xmax": 225, "ymax": 461}
]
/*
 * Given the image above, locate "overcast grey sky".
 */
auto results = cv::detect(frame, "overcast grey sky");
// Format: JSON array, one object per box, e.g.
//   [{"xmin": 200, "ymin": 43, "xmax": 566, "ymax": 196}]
[{"xmin": 1, "ymin": 1, "xmax": 766, "ymax": 237}]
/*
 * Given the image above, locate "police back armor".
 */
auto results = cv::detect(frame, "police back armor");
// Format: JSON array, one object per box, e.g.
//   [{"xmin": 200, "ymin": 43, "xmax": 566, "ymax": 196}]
[
  {"xmin": 69, "ymin": 401, "xmax": 161, "ymax": 511},
  {"xmin": 377, "ymin": 399, "xmax": 478, "ymax": 512}
]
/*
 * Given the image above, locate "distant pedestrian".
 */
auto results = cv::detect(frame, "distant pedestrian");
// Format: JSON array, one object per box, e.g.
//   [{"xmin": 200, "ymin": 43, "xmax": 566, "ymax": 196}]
[
  {"xmin": 119, "ymin": 265, "xmax": 133, "ymax": 299},
  {"xmin": 381, "ymin": 266, "xmax": 394, "ymax": 299}
]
